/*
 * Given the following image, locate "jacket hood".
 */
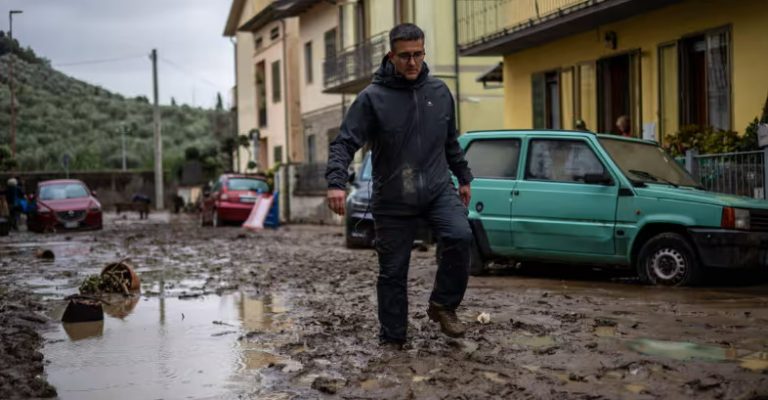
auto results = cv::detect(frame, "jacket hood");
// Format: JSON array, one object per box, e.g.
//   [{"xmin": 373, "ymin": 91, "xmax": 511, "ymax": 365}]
[{"xmin": 372, "ymin": 56, "xmax": 429, "ymax": 89}]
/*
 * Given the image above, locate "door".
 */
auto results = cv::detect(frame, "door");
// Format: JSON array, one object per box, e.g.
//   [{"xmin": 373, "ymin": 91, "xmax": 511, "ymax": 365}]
[
  {"xmin": 463, "ymin": 138, "xmax": 521, "ymax": 255},
  {"xmin": 511, "ymin": 138, "xmax": 618, "ymax": 255}
]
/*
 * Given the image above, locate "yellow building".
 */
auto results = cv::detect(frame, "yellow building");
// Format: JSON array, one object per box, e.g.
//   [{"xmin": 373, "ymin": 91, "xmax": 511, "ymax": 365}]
[
  {"xmin": 458, "ymin": 0, "xmax": 768, "ymax": 145},
  {"xmin": 323, "ymin": 0, "xmax": 505, "ymax": 134}
]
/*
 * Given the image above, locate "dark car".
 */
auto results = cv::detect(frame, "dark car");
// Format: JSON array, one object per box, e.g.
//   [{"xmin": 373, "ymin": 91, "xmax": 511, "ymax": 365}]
[
  {"xmin": 344, "ymin": 152, "xmax": 432, "ymax": 248},
  {"xmin": 200, "ymin": 174, "xmax": 270, "ymax": 227},
  {"xmin": 28, "ymin": 179, "xmax": 102, "ymax": 233}
]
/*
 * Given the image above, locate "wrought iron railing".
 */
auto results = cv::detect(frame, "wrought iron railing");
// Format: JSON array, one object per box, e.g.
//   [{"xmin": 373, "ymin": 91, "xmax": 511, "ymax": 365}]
[
  {"xmin": 323, "ymin": 32, "xmax": 388, "ymax": 91},
  {"xmin": 683, "ymin": 149, "xmax": 768, "ymax": 199},
  {"xmin": 457, "ymin": 0, "xmax": 602, "ymax": 49}
]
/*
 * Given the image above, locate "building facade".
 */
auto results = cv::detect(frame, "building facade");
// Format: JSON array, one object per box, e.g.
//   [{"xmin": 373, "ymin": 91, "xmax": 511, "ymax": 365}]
[{"xmin": 458, "ymin": 0, "xmax": 768, "ymax": 145}]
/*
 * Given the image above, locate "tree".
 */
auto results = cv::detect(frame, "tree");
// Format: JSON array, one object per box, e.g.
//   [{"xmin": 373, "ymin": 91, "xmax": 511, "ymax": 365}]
[
  {"xmin": 0, "ymin": 145, "xmax": 18, "ymax": 172},
  {"xmin": 171, "ymin": 97, "xmax": 177, "ymax": 107},
  {"xmin": 215, "ymin": 92, "xmax": 223, "ymax": 111}
]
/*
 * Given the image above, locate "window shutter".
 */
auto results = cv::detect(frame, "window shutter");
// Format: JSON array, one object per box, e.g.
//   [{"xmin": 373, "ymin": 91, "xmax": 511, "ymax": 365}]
[{"xmin": 532, "ymin": 72, "xmax": 546, "ymax": 129}]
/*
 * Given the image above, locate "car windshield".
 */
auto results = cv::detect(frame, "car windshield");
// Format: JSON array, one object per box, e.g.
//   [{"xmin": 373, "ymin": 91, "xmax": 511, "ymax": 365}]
[
  {"xmin": 39, "ymin": 183, "xmax": 89, "ymax": 200},
  {"xmin": 599, "ymin": 138, "xmax": 700, "ymax": 187},
  {"xmin": 227, "ymin": 178, "xmax": 269, "ymax": 192}
]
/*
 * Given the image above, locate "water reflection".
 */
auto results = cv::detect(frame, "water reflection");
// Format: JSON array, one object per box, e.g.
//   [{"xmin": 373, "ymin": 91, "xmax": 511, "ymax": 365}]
[{"xmin": 44, "ymin": 291, "xmax": 291, "ymax": 400}]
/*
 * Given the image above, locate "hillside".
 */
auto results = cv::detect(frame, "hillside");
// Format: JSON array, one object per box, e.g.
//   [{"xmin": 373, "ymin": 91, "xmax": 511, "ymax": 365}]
[{"xmin": 0, "ymin": 32, "xmax": 233, "ymax": 173}]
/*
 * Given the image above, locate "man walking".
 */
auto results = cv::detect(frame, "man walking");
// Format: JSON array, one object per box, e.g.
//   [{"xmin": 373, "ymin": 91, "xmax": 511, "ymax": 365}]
[{"xmin": 326, "ymin": 24, "xmax": 474, "ymax": 347}]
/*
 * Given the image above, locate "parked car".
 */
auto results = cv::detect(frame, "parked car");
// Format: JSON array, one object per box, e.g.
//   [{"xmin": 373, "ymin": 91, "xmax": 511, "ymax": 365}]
[
  {"xmin": 460, "ymin": 130, "xmax": 768, "ymax": 286},
  {"xmin": 345, "ymin": 151, "xmax": 432, "ymax": 248},
  {"xmin": 28, "ymin": 179, "xmax": 102, "ymax": 232},
  {"xmin": 200, "ymin": 174, "xmax": 270, "ymax": 227}
]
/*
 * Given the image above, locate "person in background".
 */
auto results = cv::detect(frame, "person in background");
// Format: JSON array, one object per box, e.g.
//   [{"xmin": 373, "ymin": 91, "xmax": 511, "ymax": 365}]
[
  {"xmin": 616, "ymin": 115, "xmax": 633, "ymax": 137},
  {"xmin": 575, "ymin": 119, "xmax": 590, "ymax": 132},
  {"xmin": 5, "ymin": 178, "xmax": 22, "ymax": 230}
]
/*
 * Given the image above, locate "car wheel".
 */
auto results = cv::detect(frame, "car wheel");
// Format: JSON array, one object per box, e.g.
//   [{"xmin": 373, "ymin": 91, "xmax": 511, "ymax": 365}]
[
  {"xmin": 637, "ymin": 232, "xmax": 701, "ymax": 286},
  {"xmin": 435, "ymin": 239, "xmax": 487, "ymax": 276},
  {"xmin": 212, "ymin": 209, "xmax": 221, "ymax": 227}
]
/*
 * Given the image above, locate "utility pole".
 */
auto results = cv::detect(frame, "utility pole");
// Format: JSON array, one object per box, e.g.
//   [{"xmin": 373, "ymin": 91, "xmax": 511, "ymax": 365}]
[
  {"xmin": 151, "ymin": 49, "xmax": 164, "ymax": 210},
  {"xmin": 8, "ymin": 10, "xmax": 23, "ymax": 160},
  {"xmin": 121, "ymin": 125, "xmax": 127, "ymax": 171}
]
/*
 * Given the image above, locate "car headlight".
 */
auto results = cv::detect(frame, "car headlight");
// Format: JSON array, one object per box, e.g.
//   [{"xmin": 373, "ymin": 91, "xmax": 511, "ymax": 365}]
[
  {"xmin": 722, "ymin": 207, "xmax": 750, "ymax": 230},
  {"xmin": 89, "ymin": 205, "xmax": 101, "ymax": 212}
]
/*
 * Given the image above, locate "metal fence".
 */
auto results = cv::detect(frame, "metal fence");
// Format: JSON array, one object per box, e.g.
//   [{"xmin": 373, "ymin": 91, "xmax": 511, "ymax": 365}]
[
  {"xmin": 323, "ymin": 32, "xmax": 388, "ymax": 91},
  {"xmin": 293, "ymin": 163, "xmax": 328, "ymax": 195},
  {"xmin": 683, "ymin": 149, "xmax": 768, "ymax": 199},
  {"xmin": 457, "ymin": 0, "xmax": 601, "ymax": 49}
]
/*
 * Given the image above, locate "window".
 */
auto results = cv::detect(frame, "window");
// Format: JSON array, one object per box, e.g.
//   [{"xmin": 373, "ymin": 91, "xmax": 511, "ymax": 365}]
[
  {"xmin": 40, "ymin": 183, "xmax": 89, "ymax": 200},
  {"xmin": 306, "ymin": 134, "xmax": 316, "ymax": 164},
  {"xmin": 464, "ymin": 139, "xmax": 521, "ymax": 179},
  {"xmin": 680, "ymin": 28, "xmax": 731, "ymax": 131},
  {"xmin": 270, "ymin": 26, "xmax": 280, "ymax": 41},
  {"xmin": 304, "ymin": 41, "xmax": 313, "ymax": 84},
  {"xmin": 227, "ymin": 178, "xmax": 270, "ymax": 193},
  {"xmin": 254, "ymin": 36, "xmax": 263, "ymax": 50},
  {"xmin": 532, "ymin": 71, "xmax": 560, "ymax": 129},
  {"xmin": 273, "ymin": 145, "xmax": 283, "ymax": 164},
  {"xmin": 256, "ymin": 61, "xmax": 267, "ymax": 127},
  {"xmin": 355, "ymin": 0, "xmax": 366, "ymax": 43},
  {"xmin": 324, "ymin": 28, "xmax": 337, "ymax": 60},
  {"xmin": 271, "ymin": 60, "xmax": 281, "ymax": 103},
  {"xmin": 597, "ymin": 52, "xmax": 640, "ymax": 135},
  {"xmin": 526, "ymin": 139, "xmax": 606, "ymax": 183}
]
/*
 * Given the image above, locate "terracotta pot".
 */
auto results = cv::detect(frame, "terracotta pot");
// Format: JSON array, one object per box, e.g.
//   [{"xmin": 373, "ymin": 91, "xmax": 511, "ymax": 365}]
[{"xmin": 101, "ymin": 260, "xmax": 141, "ymax": 292}]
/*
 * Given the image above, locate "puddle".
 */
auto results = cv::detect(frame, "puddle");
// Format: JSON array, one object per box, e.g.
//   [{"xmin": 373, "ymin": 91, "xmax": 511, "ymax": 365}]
[
  {"xmin": 506, "ymin": 334, "xmax": 556, "ymax": 348},
  {"xmin": 628, "ymin": 338, "xmax": 768, "ymax": 371},
  {"xmin": 43, "ymin": 292, "xmax": 292, "ymax": 399}
]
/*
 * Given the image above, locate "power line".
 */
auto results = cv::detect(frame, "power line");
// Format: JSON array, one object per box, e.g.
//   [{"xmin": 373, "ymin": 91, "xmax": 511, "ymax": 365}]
[
  {"xmin": 158, "ymin": 57, "xmax": 221, "ymax": 90},
  {"xmin": 54, "ymin": 54, "xmax": 146, "ymax": 67}
]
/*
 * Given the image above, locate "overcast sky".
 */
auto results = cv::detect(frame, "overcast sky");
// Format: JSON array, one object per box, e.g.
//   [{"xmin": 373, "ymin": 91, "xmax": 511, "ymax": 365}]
[{"xmin": 2, "ymin": 0, "xmax": 234, "ymax": 109}]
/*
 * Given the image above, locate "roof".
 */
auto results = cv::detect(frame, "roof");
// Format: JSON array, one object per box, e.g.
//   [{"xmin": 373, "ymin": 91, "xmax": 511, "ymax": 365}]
[
  {"xmin": 464, "ymin": 129, "xmax": 655, "ymax": 143},
  {"xmin": 236, "ymin": 0, "xmax": 323, "ymax": 33},
  {"xmin": 223, "ymin": 0, "xmax": 247, "ymax": 37},
  {"xmin": 476, "ymin": 62, "xmax": 503, "ymax": 84}
]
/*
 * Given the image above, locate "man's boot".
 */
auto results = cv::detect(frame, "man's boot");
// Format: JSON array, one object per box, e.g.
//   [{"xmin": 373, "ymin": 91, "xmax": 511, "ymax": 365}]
[{"xmin": 427, "ymin": 302, "xmax": 466, "ymax": 338}]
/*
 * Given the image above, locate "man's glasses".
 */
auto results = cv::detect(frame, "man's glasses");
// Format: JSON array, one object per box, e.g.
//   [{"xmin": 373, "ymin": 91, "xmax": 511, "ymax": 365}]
[{"xmin": 395, "ymin": 51, "xmax": 425, "ymax": 62}]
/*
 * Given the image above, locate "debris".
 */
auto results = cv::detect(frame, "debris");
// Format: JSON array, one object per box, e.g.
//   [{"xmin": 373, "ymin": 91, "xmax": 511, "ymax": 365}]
[
  {"xmin": 79, "ymin": 260, "xmax": 141, "ymax": 295},
  {"xmin": 311, "ymin": 376, "xmax": 346, "ymax": 394},
  {"xmin": 101, "ymin": 260, "xmax": 141, "ymax": 292},
  {"xmin": 477, "ymin": 312, "xmax": 491, "ymax": 324},
  {"xmin": 61, "ymin": 296, "xmax": 104, "ymax": 323},
  {"xmin": 35, "ymin": 249, "xmax": 55, "ymax": 260}
]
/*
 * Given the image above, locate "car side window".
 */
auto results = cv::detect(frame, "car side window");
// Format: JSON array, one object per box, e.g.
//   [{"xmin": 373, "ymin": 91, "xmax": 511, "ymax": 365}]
[
  {"xmin": 464, "ymin": 139, "xmax": 521, "ymax": 179},
  {"xmin": 525, "ymin": 139, "xmax": 606, "ymax": 183}
]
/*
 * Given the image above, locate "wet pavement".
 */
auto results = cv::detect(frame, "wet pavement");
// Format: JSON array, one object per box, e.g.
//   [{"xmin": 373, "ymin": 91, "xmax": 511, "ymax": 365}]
[{"xmin": 1, "ymin": 212, "xmax": 767, "ymax": 399}]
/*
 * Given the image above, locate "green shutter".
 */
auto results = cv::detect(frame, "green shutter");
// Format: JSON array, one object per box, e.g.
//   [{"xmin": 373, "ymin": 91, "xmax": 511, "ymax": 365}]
[{"xmin": 532, "ymin": 72, "xmax": 546, "ymax": 129}]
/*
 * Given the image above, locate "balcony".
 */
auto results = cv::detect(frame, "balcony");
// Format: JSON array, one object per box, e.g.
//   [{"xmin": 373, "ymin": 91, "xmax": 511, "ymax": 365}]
[
  {"xmin": 458, "ymin": 0, "xmax": 680, "ymax": 56},
  {"xmin": 323, "ymin": 32, "xmax": 388, "ymax": 94}
]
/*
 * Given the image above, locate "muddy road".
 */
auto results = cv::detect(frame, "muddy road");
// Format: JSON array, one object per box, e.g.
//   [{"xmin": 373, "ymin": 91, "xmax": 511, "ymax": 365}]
[{"xmin": 1, "ymin": 213, "xmax": 767, "ymax": 399}]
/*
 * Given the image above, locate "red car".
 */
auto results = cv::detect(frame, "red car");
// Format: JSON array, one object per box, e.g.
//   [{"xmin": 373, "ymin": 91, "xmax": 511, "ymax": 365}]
[
  {"xmin": 28, "ymin": 179, "xmax": 103, "ymax": 233},
  {"xmin": 200, "ymin": 174, "xmax": 270, "ymax": 227}
]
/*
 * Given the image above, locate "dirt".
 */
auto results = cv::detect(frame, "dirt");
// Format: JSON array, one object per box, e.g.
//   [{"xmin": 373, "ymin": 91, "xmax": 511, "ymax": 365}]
[{"xmin": 1, "ymin": 213, "xmax": 768, "ymax": 399}]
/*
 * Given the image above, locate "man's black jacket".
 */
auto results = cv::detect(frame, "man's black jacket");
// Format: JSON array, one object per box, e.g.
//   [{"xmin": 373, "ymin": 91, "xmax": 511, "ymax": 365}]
[{"xmin": 325, "ymin": 57, "xmax": 473, "ymax": 216}]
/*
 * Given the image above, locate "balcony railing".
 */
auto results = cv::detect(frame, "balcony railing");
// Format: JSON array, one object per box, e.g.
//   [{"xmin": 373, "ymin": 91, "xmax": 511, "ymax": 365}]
[
  {"xmin": 458, "ymin": 0, "xmax": 597, "ymax": 50},
  {"xmin": 323, "ymin": 32, "xmax": 388, "ymax": 94}
]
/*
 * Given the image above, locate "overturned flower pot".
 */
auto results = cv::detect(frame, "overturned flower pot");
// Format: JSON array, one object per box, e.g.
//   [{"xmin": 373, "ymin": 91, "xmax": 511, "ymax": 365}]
[{"xmin": 101, "ymin": 260, "xmax": 140, "ymax": 292}]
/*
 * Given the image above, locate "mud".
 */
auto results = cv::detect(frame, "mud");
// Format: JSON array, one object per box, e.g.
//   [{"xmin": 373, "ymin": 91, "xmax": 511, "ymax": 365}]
[{"xmin": 1, "ymin": 212, "xmax": 768, "ymax": 399}]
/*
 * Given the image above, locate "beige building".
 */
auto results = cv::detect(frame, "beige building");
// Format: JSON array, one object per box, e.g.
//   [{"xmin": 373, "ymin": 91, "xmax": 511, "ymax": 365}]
[
  {"xmin": 323, "ymin": 0, "xmax": 504, "ymax": 134},
  {"xmin": 224, "ymin": 0, "xmax": 303, "ymax": 172}
]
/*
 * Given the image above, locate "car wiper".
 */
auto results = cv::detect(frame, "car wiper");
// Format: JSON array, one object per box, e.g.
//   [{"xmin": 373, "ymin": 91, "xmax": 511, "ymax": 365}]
[{"xmin": 628, "ymin": 169, "xmax": 679, "ymax": 188}]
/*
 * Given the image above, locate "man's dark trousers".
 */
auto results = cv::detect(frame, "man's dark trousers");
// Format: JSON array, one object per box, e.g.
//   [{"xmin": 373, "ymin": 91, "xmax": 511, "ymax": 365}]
[{"xmin": 374, "ymin": 187, "xmax": 472, "ymax": 343}]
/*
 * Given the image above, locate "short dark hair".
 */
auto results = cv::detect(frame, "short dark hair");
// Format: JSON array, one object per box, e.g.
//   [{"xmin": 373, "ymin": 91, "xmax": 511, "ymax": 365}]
[{"xmin": 389, "ymin": 23, "xmax": 424, "ymax": 50}]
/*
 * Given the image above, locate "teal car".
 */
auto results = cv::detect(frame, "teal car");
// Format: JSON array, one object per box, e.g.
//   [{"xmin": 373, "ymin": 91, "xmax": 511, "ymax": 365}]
[{"xmin": 460, "ymin": 130, "xmax": 768, "ymax": 286}]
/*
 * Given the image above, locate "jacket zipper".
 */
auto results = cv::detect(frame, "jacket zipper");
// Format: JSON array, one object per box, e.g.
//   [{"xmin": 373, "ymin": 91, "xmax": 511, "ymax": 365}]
[{"xmin": 412, "ymin": 88, "xmax": 424, "ymax": 204}]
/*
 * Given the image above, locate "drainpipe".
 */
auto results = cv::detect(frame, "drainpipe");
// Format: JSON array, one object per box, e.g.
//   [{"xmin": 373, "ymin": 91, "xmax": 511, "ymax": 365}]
[
  {"xmin": 280, "ymin": 18, "xmax": 291, "ymax": 222},
  {"xmin": 230, "ymin": 37, "xmax": 240, "ymax": 172},
  {"xmin": 452, "ymin": 0, "xmax": 462, "ymax": 132}
]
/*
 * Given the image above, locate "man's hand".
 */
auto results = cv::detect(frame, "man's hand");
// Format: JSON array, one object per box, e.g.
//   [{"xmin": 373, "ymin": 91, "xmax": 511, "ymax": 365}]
[
  {"xmin": 327, "ymin": 189, "xmax": 346, "ymax": 216},
  {"xmin": 458, "ymin": 184, "xmax": 471, "ymax": 207}
]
